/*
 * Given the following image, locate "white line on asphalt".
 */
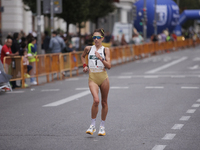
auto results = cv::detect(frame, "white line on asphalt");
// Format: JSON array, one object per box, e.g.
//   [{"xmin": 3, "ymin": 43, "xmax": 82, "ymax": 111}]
[
  {"xmin": 192, "ymin": 104, "xmax": 200, "ymax": 108},
  {"xmin": 179, "ymin": 116, "xmax": 190, "ymax": 121},
  {"xmin": 189, "ymin": 65, "xmax": 199, "ymax": 70},
  {"xmin": 196, "ymin": 99, "xmax": 200, "ymax": 102},
  {"xmin": 76, "ymin": 88, "xmax": 89, "ymax": 90},
  {"xmin": 145, "ymin": 86, "xmax": 164, "ymax": 89},
  {"xmin": 43, "ymin": 90, "xmax": 90, "ymax": 107},
  {"xmin": 162, "ymin": 133, "xmax": 176, "ymax": 140},
  {"xmin": 110, "ymin": 86, "xmax": 129, "ymax": 89},
  {"xmin": 144, "ymin": 76, "xmax": 158, "ymax": 78},
  {"xmin": 152, "ymin": 145, "xmax": 166, "ymax": 150},
  {"xmin": 7, "ymin": 91, "xmax": 25, "ymax": 93},
  {"xmin": 171, "ymin": 124, "xmax": 184, "ymax": 130},
  {"xmin": 76, "ymin": 87, "xmax": 129, "ymax": 90},
  {"xmin": 186, "ymin": 109, "xmax": 196, "ymax": 113},
  {"xmin": 171, "ymin": 75, "xmax": 185, "ymax": 78},
  {"xmin": 41, "ymin": 89, "xmax": 60, "ymax": 92},
  {"xmin": 118, "ymin": 76, "xmax": 132, "ymax": 79},
  {"xmin": 146, "ymin": 57, "xmax": 188, "ymax": 74},
  {"xmin": 65, "ymin": 78, "xmax": 79, "ymax": 81},
  {"xmin": 181, "ymin": 87, "xmax": 199, "ymax": 89}
]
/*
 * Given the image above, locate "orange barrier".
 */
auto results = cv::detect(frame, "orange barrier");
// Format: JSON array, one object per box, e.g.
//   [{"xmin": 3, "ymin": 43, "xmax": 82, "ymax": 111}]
[{"xmin": 3, "ymin": 38, "xmax": 199, "ymax": 88}]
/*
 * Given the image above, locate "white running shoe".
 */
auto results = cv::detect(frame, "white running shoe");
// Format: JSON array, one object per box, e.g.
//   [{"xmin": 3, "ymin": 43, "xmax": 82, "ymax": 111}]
[
  {"xmin": 98, "ymin": 126, "xmax": 106, "ymax": 136},
  {"xmin": 86, "ymin": 125, "xmax": 96, "ymax": 135},
  {"xmin": 31, "ymin": 81, "xmax": 37, "ymax": 85}
]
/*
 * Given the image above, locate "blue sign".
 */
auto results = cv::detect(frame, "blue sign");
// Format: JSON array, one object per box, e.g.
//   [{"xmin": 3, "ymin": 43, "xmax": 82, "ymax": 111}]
[{"xmin": 134, "ymin": 0, "xmax": 179, "ymax": 37}]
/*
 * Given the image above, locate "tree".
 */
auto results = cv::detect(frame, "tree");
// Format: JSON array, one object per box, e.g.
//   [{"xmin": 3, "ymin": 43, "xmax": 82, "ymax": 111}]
[
  {"xmin": 56, "ymin": 0, "xmax": 90, "ymax": 38},
  {"xmin": 173, "ymin": 0, "xmax": 200, "ymax": 29},
  {"xmin": 88, "ymin": 0, "xmax": 116, "ymax": 29}
]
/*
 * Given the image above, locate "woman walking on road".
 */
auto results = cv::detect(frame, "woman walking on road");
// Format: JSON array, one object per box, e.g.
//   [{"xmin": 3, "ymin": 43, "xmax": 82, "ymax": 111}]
[{"xmin": 81, "ymin": 28, "xmax": 111, "ymax": 136}]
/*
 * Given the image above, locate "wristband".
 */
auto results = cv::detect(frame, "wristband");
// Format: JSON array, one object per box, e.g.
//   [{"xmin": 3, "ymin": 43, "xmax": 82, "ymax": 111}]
[{"xmin": 83, "ymin": 63, "xmax": 87, "ymax": 68}]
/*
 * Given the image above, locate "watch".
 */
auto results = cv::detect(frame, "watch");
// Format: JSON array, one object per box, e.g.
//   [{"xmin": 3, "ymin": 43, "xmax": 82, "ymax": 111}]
[{"xmin": 101, "ymin": 58, "xmax": 105, "ymax": 62}]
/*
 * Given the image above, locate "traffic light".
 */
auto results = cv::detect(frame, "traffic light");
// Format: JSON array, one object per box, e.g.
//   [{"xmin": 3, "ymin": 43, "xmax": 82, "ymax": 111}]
[{"xmin": 139, "ymin": 18, "xmax": 144, "ymax": 26}]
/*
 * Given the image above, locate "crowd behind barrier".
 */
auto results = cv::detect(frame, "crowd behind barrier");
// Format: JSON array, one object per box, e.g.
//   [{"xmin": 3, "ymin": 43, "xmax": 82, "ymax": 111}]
[{"xmin": 3, "ymin": 38, "xmax": 199, "ymax": 88}]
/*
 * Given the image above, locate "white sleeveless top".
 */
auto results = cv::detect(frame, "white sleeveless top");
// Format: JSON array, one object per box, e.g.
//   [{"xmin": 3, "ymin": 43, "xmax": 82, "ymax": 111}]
[{"xmin": 88, "ymin": 45, "xmax": 105, "ymax": 72}]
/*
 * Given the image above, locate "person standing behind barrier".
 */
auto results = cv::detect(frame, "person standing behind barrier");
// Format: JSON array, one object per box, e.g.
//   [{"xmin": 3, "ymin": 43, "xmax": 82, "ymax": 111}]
[
  {"xmin": 81, "ymin": 28, "xmax": 111, "ymax": 136},
  {"xmin": 28, "ymin": 38, "xmax": 37, "ymax": 85},
  {"xmin": 1, "ymin": 38, "xmax": 18, "ymax": 77},
  {"xmin": 42, "ymin": 31, "xmax": 51, "ymax": 54},
  {"xmin": 49, "ymin": 31, "xmax": 65, "ymax": 53},
  {"xmin": 11, "ymin": 32, "xmax": 21, "ymax": 88}
]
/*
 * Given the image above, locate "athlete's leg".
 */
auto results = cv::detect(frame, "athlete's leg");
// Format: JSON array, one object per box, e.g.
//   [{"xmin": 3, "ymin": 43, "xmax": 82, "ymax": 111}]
[
  {"xmin": 89, "ymin": 80, "xmax": 100, "ymax": 119},
  {"xmin": 100, "ymin": 78, "xmax": 110, "ymax": 121}
]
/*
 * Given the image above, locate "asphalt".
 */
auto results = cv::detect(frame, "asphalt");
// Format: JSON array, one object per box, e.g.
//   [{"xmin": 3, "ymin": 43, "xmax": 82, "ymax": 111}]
[{"xmin": 0, "ymin": 45, "xmax": 200, "ymax": 150}]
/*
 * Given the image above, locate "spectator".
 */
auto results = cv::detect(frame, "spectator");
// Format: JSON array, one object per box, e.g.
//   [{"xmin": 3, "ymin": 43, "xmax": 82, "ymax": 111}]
[
  {"xmin": 49, "ymin": 31, "xmax": 66, "ymax": 53},
  {"xmin": 112, "ymin": 35, "xmax": 120, "ymax": 46},
  {"xmin": 42, "ymin": 31, "xmax": 51, "ymax": 54},
  {"xmin": 1, "ymin": 38, "xmax": 18, "ymax": 88},
  {"xmin": 132, "ymin": 34, "xmax": 142, "ymax": 45},
  {"xmin": 121, "ymin": 34, "xmax": 128, "ymax": 45},
  {"xmin": 104, "ymin": 31, "xmax": 112, "ymax": 43},
  {"xmin": 151, "ymin": 34, "xmax": 158, "ymax": 42},
  {"xmin": 171, "ymin": 32, "xmax": 177, "ymax": 41},
  {"xmin": 19, "ymin": 42, "xmax": 32, "ymax": 87},
  {"xmin": 11, "ymin": 32, "xmax": 21, "ymax": 88},
  {"xmin": 28, "ymin": 37, "xmax": 37, "ymax": 85}
]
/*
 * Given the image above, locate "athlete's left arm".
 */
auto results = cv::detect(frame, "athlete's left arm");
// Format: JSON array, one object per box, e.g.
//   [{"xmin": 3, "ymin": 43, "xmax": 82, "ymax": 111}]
[{"xmin": 102, "ymin": 47, "xmax": 111, "ymax": 69}]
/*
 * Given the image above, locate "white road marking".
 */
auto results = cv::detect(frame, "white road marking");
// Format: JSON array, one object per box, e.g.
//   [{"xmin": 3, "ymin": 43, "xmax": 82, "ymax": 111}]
[
  {"xmin": 118, "ymin": 76, "xmax": 132, "ymax": 79},
  {"xmin": 41, "ymin": 89, "xmax": 60, "ymax": 92},
  {"xmin": 65, "ymin": 78, "xmax": 79, "ymax": 81},
  {"xmin": 7, "ymin": 91, "xmax": 24, "ymax": 93},
  {"xmin": 110, "ymin": 86, "xmax": 129, "ymax": 89},
  {"xmin": 171, "ymin": 75, "xmax": 185, "ymax": 78},
  {"xmin": 145, "ymin": 86, "xmax": 164, "ymax": 89},
  {"xmin": 189, "ymin": 65, "xmax": 199, "ymax": 70},
  {"xmin": 193, "ymin": 57, "xmax": 200, "ymax": 61},
  {"xmin": 152, "ymin": 145, "xmax": 166, "ymax": 150},
  {"xmin": 171, "ymin": 124, "xmax": 184, "ymax": 130},
  {"xmin": 43, "ymin": 90, "xmax": 90, "ymax": 107},
  {"xmin": 181, "ymin": 87, "xmax": 199, "ymax": 89},
  {"xmin": 192, "ymin": 104, "xmax": 200, "ymax": 108},
  {"xmin": 146, "ymin": 57, "xmax": 188, "ymax": 74},
  {"xmin": 196, "ymin": 99, "xmax": 200, "ymax": 102},
  {"xmin": 76, "ymin": 88, "xmax": 89, "ymax": 90},
  {"xmin": 162, "ymin": 133, "xmax": 176, "ymax": 140},
  {"xmin": 76, "ymin": 87, "xmax": 129, "ymax": 90},
  {"xmin": 144, "ymin": 76, "xmax": 158, "ymax": 78},
  {"xmin": 179, "ymin": 116, "xmax": 190, "ymax": 121},
  {"xmin": 186, "ymin": 109, "xmax": 196, "ymax": 113}
]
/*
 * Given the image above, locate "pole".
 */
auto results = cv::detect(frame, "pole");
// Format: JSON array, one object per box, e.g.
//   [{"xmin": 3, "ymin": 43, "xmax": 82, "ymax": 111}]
[
  {"xmin": 37, "ymin": 0, "xmax": 41, "ymax": 54},
  {"xmin": 154, "ymin": 0, "xmax": 157, "ymax": 35},
  {"xmin": 50, "ymin": 0, "xmax": 54, "ymax": 34},
  {"xmin": 143, "ymin": 0, "xmax": 147, "ymax": 42},
  {"xmin": 177, "ymin": 0, "xmax": 179, "ymax": 7}
]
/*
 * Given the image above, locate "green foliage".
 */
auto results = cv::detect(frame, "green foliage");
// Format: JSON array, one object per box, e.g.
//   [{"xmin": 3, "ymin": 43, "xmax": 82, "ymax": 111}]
[
  {"xmin": 173, "ymin": 0, "xmax": 200, "ymax": 29},
  {"xmin": 88, "ymin": 0, "xmax": 116, "ymax": 28},
  {"xmin": 22, "ymin": 0, "xmax": 37, "ymax": 13}
]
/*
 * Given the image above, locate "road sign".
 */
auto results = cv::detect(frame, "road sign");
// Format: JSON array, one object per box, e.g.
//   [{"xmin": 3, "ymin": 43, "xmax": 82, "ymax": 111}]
[{"xmin": 43, "ymin": 0, "xmax": 62, "ymax": 14}]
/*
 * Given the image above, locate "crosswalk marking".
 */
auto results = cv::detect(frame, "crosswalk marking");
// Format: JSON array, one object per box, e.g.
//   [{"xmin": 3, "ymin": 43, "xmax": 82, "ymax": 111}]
[
  {"xmin": 162, "ymin": 133, "xmax": 176, "ymax": 140},
  {"xmin": 145, "ymin": 86, "xmax": 164, "ymax": 89},
  {"xmin": 179, "ymin": 116, "xmax": 190, "ymax": 121},
  {"xmin": 192, "ymin": 104, "xmax": 200, "ymax": 108},
  {"xmin": 152, "ymin": 145, "xmax": 166, "ymax": 150},
  {"xmin": 171, "ymin": 124, "xmax": 184, "ymax": 130},
  {"xmin": 186, "ymin": 109, "xmax": 196, "ymax": 113}
]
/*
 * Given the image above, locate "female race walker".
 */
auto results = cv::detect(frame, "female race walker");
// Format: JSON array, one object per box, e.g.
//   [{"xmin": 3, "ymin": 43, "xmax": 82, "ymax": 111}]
[{"xmin": 81, "ymin": 28, "xmax": 111, "ymax": 136}]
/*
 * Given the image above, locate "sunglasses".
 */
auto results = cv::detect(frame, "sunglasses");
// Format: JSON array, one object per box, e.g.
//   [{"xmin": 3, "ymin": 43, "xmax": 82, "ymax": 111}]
[{"xmin": 92, "ymin": 36, "xmax": 103, "ymax": 39}]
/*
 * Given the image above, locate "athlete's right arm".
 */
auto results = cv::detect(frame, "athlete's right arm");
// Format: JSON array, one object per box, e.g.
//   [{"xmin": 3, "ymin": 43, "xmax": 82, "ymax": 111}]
[{"xmin": 81, "ymin": 46, "xmax": 91, "ymax": 73}]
